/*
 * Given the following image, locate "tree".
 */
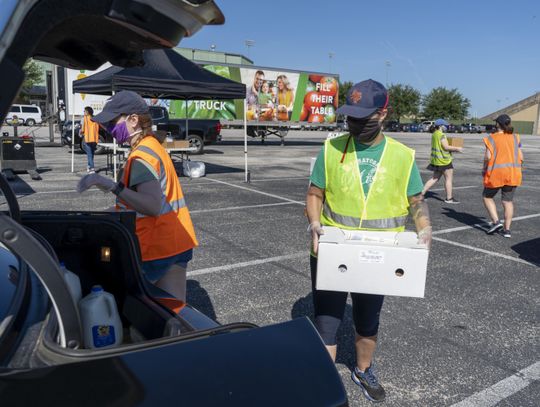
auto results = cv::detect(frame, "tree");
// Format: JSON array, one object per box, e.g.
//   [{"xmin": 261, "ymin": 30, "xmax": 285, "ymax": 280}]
[
  {"xmin": 18, "ymin": 59, "xmax": 44, "ymax": 101},
  {"xmin": 338, "ymin": 80, "xmax": 353, "ymax": 108},
  {"xmin": 422, "ymin": 87, "xmax": 470, "ymax": 120},
  {"xmin": 387, "ymin": 84, "xmax": 421, "ymax": 122}
]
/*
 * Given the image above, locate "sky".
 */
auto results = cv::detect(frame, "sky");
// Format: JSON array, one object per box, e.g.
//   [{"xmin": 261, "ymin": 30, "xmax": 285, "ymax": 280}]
[{"xmin": 181, "ymin": 0, "xmax": 540, "ymax": 117}]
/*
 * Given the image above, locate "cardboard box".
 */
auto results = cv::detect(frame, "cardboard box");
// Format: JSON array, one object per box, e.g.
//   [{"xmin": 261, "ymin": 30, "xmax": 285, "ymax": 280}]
[
  {"xmin": 316, "ymin": 227, "xmax": 429, "ymax": 298},
  {"xmin": 162, "ymin": 139, "xmax": 190, "ymax": 149},
  {"xmin": 447, "ymin": 137, "xmax": 464, "ymax": 148}
]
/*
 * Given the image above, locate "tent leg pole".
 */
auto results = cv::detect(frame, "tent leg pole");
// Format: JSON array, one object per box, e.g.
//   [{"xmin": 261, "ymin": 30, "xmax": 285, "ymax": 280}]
[
  {"xmin": 185, "ymin": 100, "xmax": 188, "ymax": 142},
  {"xmin": 112, "ymin": 90, "xmax": 117, "ymax": 182},
  {"xmin": 244, "ymin": 98, "xmax": 249, "ymax": 183},
  {"xmin": 71, "ymin": 99, "xmax": 75, "ymax": 173}
]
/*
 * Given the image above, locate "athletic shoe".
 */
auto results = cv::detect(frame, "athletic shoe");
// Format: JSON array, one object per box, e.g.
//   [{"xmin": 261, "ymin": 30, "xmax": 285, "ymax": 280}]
[
  {"xmin": 351, "ymin": 365, "xmax": 386, "ymax": 403},
  {"xmin": 444, "ymin": 197, "xmax": 460, "ymax": 204},
  {"xmin": 486, "ymin": 220, "xmax": 503, "ymax": 235},
  {"xmin": 88, "ymin": 168, "xmax": 95, "ymax": 174},
  {"xmin": 501, "ymin": 229, "xmax": 511, "ymax": 238}
]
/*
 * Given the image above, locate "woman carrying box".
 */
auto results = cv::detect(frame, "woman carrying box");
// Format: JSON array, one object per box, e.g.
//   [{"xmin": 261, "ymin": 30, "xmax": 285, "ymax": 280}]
[{"xmin": 422, "ymin": 118, "xmax": 463, "ymax": 203}]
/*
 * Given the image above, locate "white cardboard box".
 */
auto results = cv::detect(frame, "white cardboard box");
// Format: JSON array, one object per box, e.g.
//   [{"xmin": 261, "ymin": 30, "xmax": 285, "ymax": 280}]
[{"xmin": 317, "ymin": 227, "xmax": 429, "ymax": 298}]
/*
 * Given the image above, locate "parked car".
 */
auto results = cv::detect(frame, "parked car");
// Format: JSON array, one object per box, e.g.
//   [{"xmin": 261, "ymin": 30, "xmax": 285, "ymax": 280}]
[
  {"xmin": 149, "ymin": 106, "xmax": 221, "ymax": 154},
  {"xmin": 460, "ymin": 123, "xmax": 484, "ymax": 134},
  {"xmin": 419, "ymin": 120, "xmax": 434, "ymax": 132},
  {"xmin": 0, "ymin": 0, "xmax": 348, "ymax": 405},
  {"xmin": 408, "ymin": 123, "xmax": 421, "ymax": 132},
  {"xmin": 383, "ymin": 120, "xmax": 401, "ymax": 132},
  {"xmin": 446, "ymin": 124, "xmax": 460, "ymax": 133},
  {"xmin": 5, "ymin": 104, "xmax": 43, "ymax": 126}
]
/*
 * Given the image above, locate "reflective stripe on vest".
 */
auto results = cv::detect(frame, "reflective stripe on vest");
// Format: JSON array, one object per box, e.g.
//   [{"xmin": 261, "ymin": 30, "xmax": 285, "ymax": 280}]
[
  {"xmin": 322, "ymin": 202, "xmax": 407, "ymax": 229},
  {"xmin": 321, "ymin": 134, "xmax": 413, "ymax": 232}
]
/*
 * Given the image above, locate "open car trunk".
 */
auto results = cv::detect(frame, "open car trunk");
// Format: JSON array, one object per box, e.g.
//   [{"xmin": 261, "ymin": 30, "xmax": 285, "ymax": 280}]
[{"xmin": 21, "ymin": 210, "xmax": 220, "ymax": 344}]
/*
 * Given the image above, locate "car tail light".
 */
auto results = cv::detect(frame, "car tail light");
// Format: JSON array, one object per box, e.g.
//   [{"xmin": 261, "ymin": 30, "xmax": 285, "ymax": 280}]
[{"xmin": 215, "ymin": 122, "xmax": 221, "ymax": 133}]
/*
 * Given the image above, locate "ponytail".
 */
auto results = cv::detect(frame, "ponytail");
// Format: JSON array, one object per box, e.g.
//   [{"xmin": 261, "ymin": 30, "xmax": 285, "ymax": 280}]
[{"xmin": 501, "ymin": 123, "xmax": 514, "ymax": 134}]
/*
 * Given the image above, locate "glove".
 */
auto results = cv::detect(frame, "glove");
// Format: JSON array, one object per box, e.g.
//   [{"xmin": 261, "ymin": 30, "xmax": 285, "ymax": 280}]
[
  {"xmin": 308, "ymin": 221, "xmax": 325, "ymax": 254},
  {"xmin": 77, "ymin": 173, "xmax": 116, "ymax": 193},
  {"xmin": 417, "ymin": 226, "xmax": 432, "ymax": 249}
]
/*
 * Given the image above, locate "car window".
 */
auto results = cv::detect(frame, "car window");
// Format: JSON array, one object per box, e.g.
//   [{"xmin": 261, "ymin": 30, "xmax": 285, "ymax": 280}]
[
  {"xmin": 150, "ymin": 108, "xmax": 165, "ymax": 120},
  {"xmin": 21, "ymin": 106, "xmax": 38, "ymax": 113},
  {"xmin": 9, "ymin": 106, "xmax": 20, "ymax": 113}
]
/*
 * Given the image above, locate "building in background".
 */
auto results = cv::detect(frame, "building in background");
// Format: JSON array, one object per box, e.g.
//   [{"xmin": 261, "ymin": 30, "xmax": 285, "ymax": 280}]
[
  {"xmin": 481, "ymin": 92, "xmax": 540, "ymax": 135},
  {"xmin": 176, "ymin": 47, "xmax": 253, "ymax": 66}
]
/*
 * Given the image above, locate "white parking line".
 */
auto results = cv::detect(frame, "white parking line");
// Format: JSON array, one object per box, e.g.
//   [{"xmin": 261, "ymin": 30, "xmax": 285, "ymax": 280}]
[
  {"xmin": 188, "ymin": 252, "xmax": 305, "ymax": 277},
  {"xmin": 431, "ymin": 185, "xmax": 477, "ymax": 192},
  {"xmin": 450, "ymin": 361, "xmax": 540, "ymax": 407},
  {"xmin": 191, "ymin": 201, "xmax": 297, "ymax": 214},
  {"xmin": 434, "ymin": 213, "xmax": 540, "ymax": 235},
  {"xmin": 204, "ymin": 178, "xmax": 304, "ymax": 205},
  {"xmin": 432, "ymin": 236, "xmax": 539, "ymax": 267},
  {"xmin": 182, "ymin": 176, "xmax": 309, "ymax": 187}
]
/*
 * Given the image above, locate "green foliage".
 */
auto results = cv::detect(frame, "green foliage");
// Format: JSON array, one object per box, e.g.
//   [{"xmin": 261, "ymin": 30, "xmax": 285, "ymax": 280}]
[
  {"xmin": 21, "ymin": 59, "xmax": 44, "ymax": 92},
  {"xmin": 387, "ymin": 84, "xmax": 421, "ymax": 122},
  {"xmin": 422, "ymin": 87, "xmax": 470, "ymax": 120},
  {"xmin": 338, "ymin": 80, "xmax": 353, "ymax": 108},
  {"xmin": 17, "ymin": 59, "xmax": 44, "ymax": 102}
]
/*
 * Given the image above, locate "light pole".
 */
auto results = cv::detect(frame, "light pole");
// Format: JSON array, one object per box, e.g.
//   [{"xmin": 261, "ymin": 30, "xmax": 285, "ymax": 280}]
[
  {"xmin": 385, "ymin": 61, "xmax": 391, "ymax": 87},
  {"xmin": 245, "ymin": 39, "xmax": 255, "ymax": 59},
  {"xmin": 328, "ymin": 52, "xmax": 335, "ymax": 73}
]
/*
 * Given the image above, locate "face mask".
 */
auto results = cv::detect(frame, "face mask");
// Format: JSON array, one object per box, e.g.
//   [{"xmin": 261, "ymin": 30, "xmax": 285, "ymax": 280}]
[
  {"xmin": 347, "ymin": 116, "xmax": 383, "ymax": 143},
  {"xmin": 107, "ymin": 118, "xmax": 142, "ymax": 144}
]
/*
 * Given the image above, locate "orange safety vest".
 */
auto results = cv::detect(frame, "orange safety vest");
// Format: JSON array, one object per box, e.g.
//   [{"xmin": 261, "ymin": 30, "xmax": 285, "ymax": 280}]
[
  {"xmin": 483, "ymin": 131, "xmax": 522, "ymax": 188},
  {"xmin": 116, "ymin": 136, "xmax": 198, "ymax": 261},
  {"xmin": 82, "ymin": 115, "xmax": 100, "ymax": 143}
]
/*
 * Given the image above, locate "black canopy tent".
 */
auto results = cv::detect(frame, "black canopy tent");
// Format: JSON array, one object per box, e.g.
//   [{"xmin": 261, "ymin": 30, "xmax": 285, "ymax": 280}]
[{"xmin": 71, "ymin": 48, "xmax": 248, "ymax": 179}]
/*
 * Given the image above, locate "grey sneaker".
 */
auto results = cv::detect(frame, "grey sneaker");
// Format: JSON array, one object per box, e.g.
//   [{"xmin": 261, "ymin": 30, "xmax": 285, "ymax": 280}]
[
  {"xmin": 486, "ymin": 220, "xmax": 503, "ymax": 235},
  {"xmin": 444, "ymin": 197, "xmax": 460, "ymax": 204},
  {"xmin": 352, "ymin": 365, "xmax": 386, "ymax": 403},
  {"xmin": 501, "ymin": 229, "xmax": 511, "ymax": 238}
]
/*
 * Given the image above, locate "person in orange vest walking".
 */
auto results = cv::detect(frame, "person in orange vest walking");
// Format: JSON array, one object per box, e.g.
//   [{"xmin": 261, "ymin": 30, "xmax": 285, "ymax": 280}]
[
  {"xmin": 482, "ymin": 114, "xmax": 523, "ymax": 238},
  {"xmin": 77, "ymin": 91, "xmax": 198, "ymax": 301},
  {"xmin": 80, "ymin": 106, "xmax": 100, "ymax": 173}
]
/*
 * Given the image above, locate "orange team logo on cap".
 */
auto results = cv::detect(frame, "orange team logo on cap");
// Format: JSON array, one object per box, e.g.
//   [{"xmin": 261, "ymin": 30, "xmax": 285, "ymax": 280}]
[{"xmin": 351, "ymin": 90, "xmax": 362, "ymax": 104}]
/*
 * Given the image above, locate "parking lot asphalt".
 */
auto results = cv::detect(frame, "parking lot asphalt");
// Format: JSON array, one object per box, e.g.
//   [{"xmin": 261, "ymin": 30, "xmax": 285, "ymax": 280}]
[{"xmin": 2, "ymin": 127, "xmax": 539, "ymax": 406}]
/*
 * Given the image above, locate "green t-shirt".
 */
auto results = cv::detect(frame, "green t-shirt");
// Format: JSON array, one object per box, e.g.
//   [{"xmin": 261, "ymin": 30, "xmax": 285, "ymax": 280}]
[
  {"xmin": 310, "ymin": 136, "xmax": 423, "ymax": 197},
  {"xmin": 118, "ymin": 158, "xmax": 159, "ymax": 189}
]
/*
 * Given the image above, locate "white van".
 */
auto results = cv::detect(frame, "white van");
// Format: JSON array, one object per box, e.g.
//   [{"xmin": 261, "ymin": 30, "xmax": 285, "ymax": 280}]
[{"xmin": 6, "ymin": 104, "xmax": 43, "ymax": 126}]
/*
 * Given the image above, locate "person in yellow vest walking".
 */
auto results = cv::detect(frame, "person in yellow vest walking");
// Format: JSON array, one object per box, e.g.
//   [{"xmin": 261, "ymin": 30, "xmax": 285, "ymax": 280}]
[
  {"xmin": 77, "ymin": 91, "xmax": 198, "ymax": 302},
  {"xmin": 421, "ymin": 119, "xmax": 463, "ymax": 203},
  {"xmin": 482, "ymin": 114, "xmax": 523, "ymax": 238},
  {"xmin": 306, "ymin": 79, "xmax": 432, "ymax": 403},
  {"xmin": 80, "ymin": 106, "xmax": 100, "ymax": 173}
]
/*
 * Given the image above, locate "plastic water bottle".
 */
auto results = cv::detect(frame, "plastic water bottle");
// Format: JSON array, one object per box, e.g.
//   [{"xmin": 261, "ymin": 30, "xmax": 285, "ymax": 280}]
[
  {"xmin": 59, "ymin": 262, "xmax": 82, "ymax": 305},
  {"xmin": 79, "ymin": 285, "xmax": 123, "ymax": 349}
]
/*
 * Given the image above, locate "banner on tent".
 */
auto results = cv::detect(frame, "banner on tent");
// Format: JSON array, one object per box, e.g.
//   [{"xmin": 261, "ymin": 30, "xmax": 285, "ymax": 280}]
[{"xmin": 66, "ymin": 63, "xmax": 111, "ymax": 116}]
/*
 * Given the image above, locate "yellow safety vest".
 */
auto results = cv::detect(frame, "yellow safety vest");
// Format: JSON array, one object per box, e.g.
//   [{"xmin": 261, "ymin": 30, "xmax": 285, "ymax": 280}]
[
  {"xmin": 320, "ymin": 134, "xmax": 414, "ymax": 231},
  {"xmin": 430, "ymin": 129, "xmax": 452, "ymax": 166}
]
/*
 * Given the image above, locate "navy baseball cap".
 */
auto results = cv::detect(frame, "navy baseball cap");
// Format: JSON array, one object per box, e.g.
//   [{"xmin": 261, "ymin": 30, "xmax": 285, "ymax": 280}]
[
  {"xmin": 93, "ymin": 90, "xmax": 149, "ymax": 124},
  {"xmin": 434, "ymin": 118, "xmax": 449, "ymax": 126},
  {"xmin": 494, "ymin": 114, "xmax": 511, "ymax": 126},
  {"xmin": 336, "ymin": 79, "xmax": 389, "ymax": 119}
]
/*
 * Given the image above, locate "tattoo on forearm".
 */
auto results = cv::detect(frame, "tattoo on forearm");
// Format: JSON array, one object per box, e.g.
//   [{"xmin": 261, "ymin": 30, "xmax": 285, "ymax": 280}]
[{"xmin": 410, "ymin": 199, "xmax": 430, "ymax": 223}]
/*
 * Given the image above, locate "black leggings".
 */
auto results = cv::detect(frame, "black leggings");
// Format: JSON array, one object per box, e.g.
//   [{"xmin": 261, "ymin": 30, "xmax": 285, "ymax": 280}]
[{"xmin": 310, "ymin": 255, "xmax": 384, "ymax": 346}]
